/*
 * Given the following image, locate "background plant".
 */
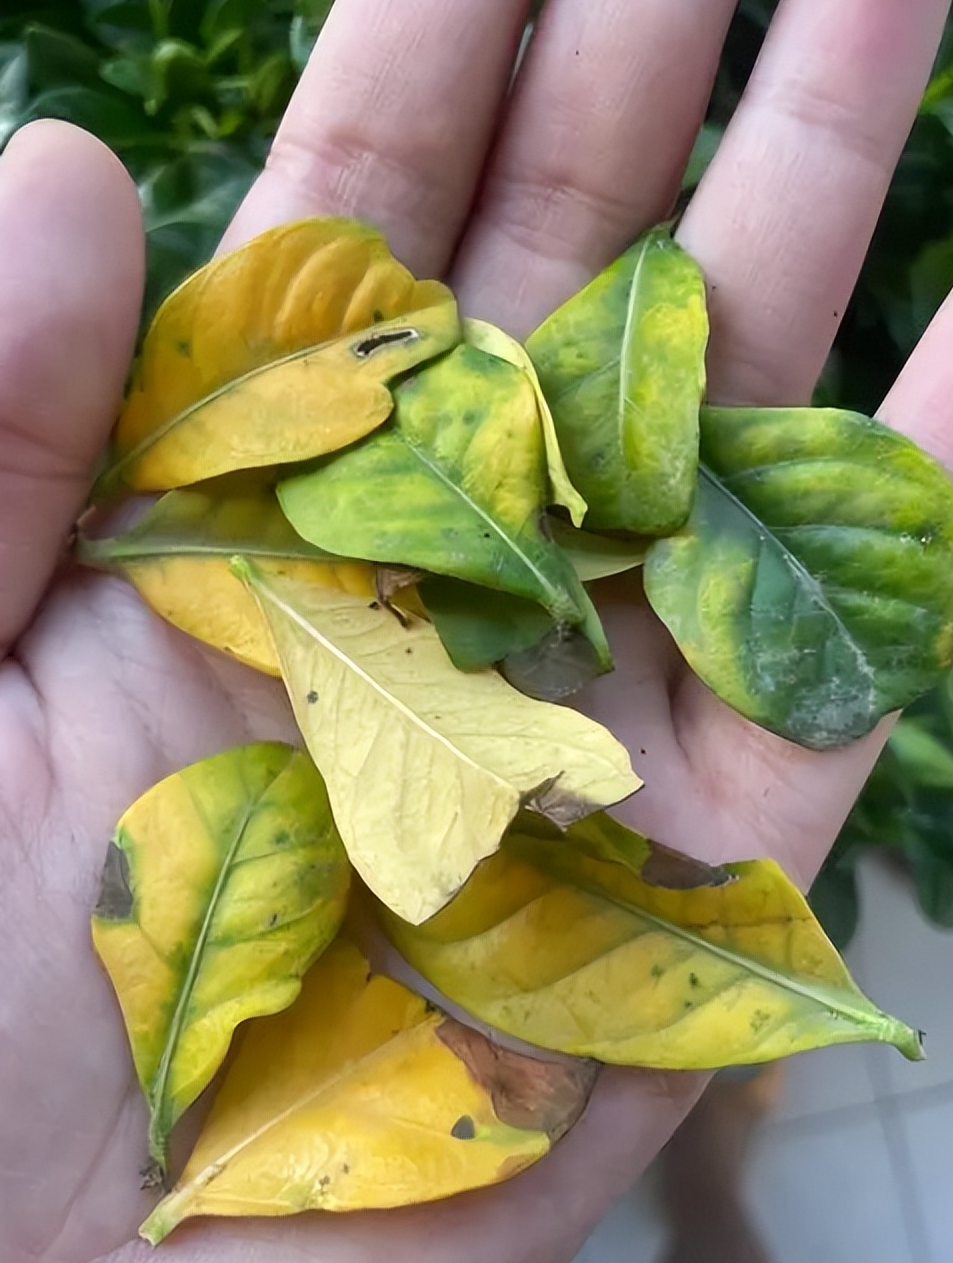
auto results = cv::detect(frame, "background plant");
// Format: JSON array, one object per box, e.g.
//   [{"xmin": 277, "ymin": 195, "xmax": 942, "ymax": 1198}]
[{"xmin": 5, "ymin": 0, "xmax": 953, "ymax": 943}]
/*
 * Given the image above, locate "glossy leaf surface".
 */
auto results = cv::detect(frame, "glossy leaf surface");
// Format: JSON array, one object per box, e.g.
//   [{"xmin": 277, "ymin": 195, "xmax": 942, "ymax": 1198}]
[
  {"xmin": 91, "ymin": 743, "xmax": 350, "ymax": 1172},
  {"xmin": 237, "ymin": 561, "xmax": 639, "ymax": 923},
  {"xmin": 96, "ymin": 217, "xmax": 459, "ymax": 496},
  {"xmin": 78, "ymin": 478, "xmax": 376, "ymax": 674},
  {"xmin": 278, "ymin": 343, "xmax": 589, "ymax": 628},
  {"xmin": 382, "ymin": 812, "xmax": 923, "ymax": 1068},
  {"xmin": 463, "ymin": 317, "xmax": 587, "ymax": 526},
  {"xmin": 527, "ymin": 227, "xmax": 708, "ymax": 535},
  {"xmin": 141, "ymin": 938, "xmax": 596, "ymax": 1243},
  {"xmin": 644, "ymin": 405, "xmax": 953, "ymax": 748}
]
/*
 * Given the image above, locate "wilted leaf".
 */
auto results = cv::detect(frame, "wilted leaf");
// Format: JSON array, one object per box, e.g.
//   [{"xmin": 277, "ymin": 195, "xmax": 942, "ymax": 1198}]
[
  {"xmin": 644, "ymin": 405, "xmax": 953, "ymax": 749},
  {"xmin": 95, "ymin": 218, "xmax": 459, "ymax": 497},
  {"xmin": 235, "ymin": 560, "xmax": 640, "ymax": 924},
  {"xmin": 419, "ymin": 574, "xmax": 611, "ymax": 701},
  {"xmin": 91, "ymin": 743, "xmax": 350, "ymax": 1172},
  {"xmin": 527, "ymin": 227, "xmax": 708, "ymax": 535},
  {"xmin": 278, "ymin": 343, "xmax": 590, "ymax": 629},
  {"xmin": 77, "ymin": 478, "xmax": 376, "ymax": 674},
  {"xmin": 463, "ymin": 317, "xmax": 587, "ymax": 526},
  {"xmin": 140, "ymin": 938, "xmax": 597, "ymax": 1244},
  {"xmin": 381, "ymin": 811, "xmax": 923, "ymax": 1068}
]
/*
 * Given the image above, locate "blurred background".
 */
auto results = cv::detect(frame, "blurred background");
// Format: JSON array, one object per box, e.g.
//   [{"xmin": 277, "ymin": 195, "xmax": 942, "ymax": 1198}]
[{"xmin": 3, "ymin": 2, "xmax": 953, "ymax": 1259}]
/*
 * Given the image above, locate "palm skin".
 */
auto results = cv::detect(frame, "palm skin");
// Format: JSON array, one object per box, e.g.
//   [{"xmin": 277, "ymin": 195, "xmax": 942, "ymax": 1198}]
[{"xmin": 3, "ymin": 2, "xmax": 953, "ymax": 1261}]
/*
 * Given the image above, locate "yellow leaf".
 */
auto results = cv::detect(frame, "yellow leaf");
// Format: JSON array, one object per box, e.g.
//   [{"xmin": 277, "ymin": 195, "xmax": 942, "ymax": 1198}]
[
  {"xmin": 463, "ymin": 317, "xmax": 587, "ymax": 527},
  {"xmin": 381, "ymin": 812, "xmax": 924, "ymax": 1068},
  {"xmin": 91, "ymin": 743, "xmax": 350, "ymax": 1173},
  {"xmin": 235, "ymin": 560, "xmax": 640, "ymax": 924},
  {"xmin": 77, "ymin": 479, "xmax": 376, "ymax": 674},
  {"xmin": 139, "ymin": 938, "xmax": 597, "ymax": 1243},
  {"xmin": 96, "ymin": 218, "xmax": 459, "ymax": 497}
]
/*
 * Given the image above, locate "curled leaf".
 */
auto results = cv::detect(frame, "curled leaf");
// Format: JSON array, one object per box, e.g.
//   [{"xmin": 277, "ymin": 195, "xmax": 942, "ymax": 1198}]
[
  {"xmin": 235, "ymin": 560, "xmax": 639, "ymax": 924},
  {"xmin": 463, "ymin": 317, "xmax": 587, "ymax": 526},
  {"xmin": 91, "ymin": 743, "xmax": 350, "ymax": 1172},
  {"xmin": 77, "ymin": 478, "xmax": 377, "ymax": 674},
  {"xmin": 381, "ymin": 812, "xmax": 923, "ymax": 1068},
  {"xmin": 644, "ymin": 405, "xmax": 953, "ymax": 748},
  {"xmin": 140, "ymin": 938, "xmax": 597, "ymax": 1243},
  {"xmin": 527, "ymin": 227, "xmax": 708, "ymax": 535},
  {"xmin": 96, "ymin": 217, "xmax": 459, "ymax": 497},
  {"xmin": 278, "ymin": 343, "xmax": 589, "ymax": 628}
]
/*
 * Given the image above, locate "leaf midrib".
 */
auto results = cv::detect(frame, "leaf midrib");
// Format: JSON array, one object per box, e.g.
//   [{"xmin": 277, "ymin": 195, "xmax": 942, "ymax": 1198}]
[{"xmin": 147, "ymin": 760, "xmax": 290, "ymax": 1159}]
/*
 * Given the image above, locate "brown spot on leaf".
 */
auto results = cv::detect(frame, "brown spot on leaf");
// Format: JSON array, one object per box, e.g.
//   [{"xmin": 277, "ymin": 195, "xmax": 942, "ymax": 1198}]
[
  {"xmin": 437, "ymin": 1019, "xmax": 598, "ymax": 1143},
  {"xmin": 640, "ymin": 840, "xmax": 733, "ymax": 890},
  {"xmin": 306, "ymin": 690, "xmax": 319, "ymax": 705},
  {"xmin": 94, "ymin": 841, "xmax": 134, "ymax": 921},
  {"xmin": 451, "ymin": 1114, "xmax": 476, "ymax": 1140},
  {"xmin": 353, "ymin": 328, "xmax": 419, "ymax": 358}
]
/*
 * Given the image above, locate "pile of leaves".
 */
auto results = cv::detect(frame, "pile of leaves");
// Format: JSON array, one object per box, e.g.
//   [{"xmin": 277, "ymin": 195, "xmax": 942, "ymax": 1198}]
[{"xmin": 76, "ymin": 215, "xmax": 953, "ymax": 1242}]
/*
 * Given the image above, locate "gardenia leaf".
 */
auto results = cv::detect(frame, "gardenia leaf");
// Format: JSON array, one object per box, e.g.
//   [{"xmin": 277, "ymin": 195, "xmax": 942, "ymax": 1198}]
[
  {"xmin": 419, "ymin": 575, "xmax": 610, "ymax": 701},
  {"xmin": 278, "ymin": 343, "xmax": 590, "ymax": 628},
  {"xmin": 77, "ymin": 477, "xmax": 376, "ymax": 674},
  {"xmin": 381, "ymin": 812, "xmax": 923, "ymax": 1067},
  {"xmin": 91, "ymin": 743, "xmax": 350, "ymax": 1175},
  {"xmin": 140, "ymin": 938, "xmax": 597, "ymax": 1244},
  {"xmin": 463, "ymin": 317, "xmax": 587, "ymax": 526},
  {"xmin": 95, "ymin": 217, "xmax": 459, "ymax": 497},
  {"xmin": 235, "ymin": 560, "xmax": 640, "ymax": 924},
  {"xmin": 527, "ymin": 226, "xmax": 708, "ymax": 535},
  {"xmin": 548, "ymin": 517, "xmax": 647, "ymax": 583},
  {"xmin": 644, "ymin": 405, "xmax": 953, "ymax": 749}
]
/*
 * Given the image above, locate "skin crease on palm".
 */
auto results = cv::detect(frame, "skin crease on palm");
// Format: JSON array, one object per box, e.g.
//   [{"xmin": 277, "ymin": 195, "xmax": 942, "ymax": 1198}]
[{"xmin": 4, "ymin": 0, "xmax": 953, "ymax": 1259}]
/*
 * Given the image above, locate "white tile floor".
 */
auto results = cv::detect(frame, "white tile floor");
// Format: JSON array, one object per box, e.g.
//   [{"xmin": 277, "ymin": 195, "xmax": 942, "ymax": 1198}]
[{"xmin": 573, "ymin": 855, "xmax": 953, "ymax": 1263}]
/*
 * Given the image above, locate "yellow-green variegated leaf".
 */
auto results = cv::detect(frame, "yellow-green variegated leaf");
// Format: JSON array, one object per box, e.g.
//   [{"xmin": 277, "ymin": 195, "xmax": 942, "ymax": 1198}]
[
  {"xmin": 381, "ymin": 812, "xmax": 923, "ymax": 1068},
  {"xmin": 277, "ymin": 343, "xmax": 589, "ymax": 629},
  {"xmin": 91, "ymin": 743, "xmax": 350, "ymax": 1174},
  {"xmin": 140, "ymin": 938, "xmax": 596, "ymax": 1244},
  {"xmin": 644, "ymin": 405, "xmax": 953, "ymax": 748},
  {"xmin": 77, "ymin": 478, "xmax": 376, "ymax": 674},
  {"xmin": 235, "ymin": 560, "xmax": 639, "ymax": 924},
  {"xmin": 95, "ymin": 218, "xmax": 459, "ymax": 497},
  {"xmin": 463, "ymin": 317, "xmax": 587, "ymax": 527},
  {"xmin": 527, "ymin": 227, "xmax": 707, "ymax": 535}
]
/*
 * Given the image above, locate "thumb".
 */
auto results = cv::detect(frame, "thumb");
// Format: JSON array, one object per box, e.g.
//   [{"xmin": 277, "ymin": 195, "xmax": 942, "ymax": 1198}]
[{"xmin": 0, "ymin": 120, "xmax": 144, "ymax": 654}]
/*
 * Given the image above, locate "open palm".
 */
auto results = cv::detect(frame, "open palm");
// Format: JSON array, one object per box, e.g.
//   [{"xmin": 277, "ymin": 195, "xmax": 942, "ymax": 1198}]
[{"xmin": 4, "ymin": 2, "xmax": 953, "ymax": 1261}]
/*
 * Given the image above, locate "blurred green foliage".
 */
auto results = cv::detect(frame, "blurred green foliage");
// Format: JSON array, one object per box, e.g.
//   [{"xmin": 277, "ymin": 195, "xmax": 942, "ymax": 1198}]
[{"xmin": 3, "ymin": 0, "xmax": 953, "ymax": 942}]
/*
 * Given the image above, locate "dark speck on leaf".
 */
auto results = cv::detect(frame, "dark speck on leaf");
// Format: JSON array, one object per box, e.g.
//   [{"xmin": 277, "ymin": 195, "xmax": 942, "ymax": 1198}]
[
  {"xmin": 451, "ymin": 1115, "xmax": 476, "ymax": 1140},
  {"xmin": 267, "ymin": 913, "xmax": 279, "ymax": 929},
  {"xmin": 319, "ymin": 1175, "xmax": 330, "ymax": 1188},
  {"xmin": 342, "ymin": 1163, "xmax": 350, "ymax": 1175},
  {"xmin": 174, "ymin": 338, "xmax": 190, "ymax": 356},
  {"xmin": 689, "ymin": 972, "xmax": 700, "ymax": 989},
  {"xmin": 650, "ymin": 963, "xmax": 664, "ymax": 980},
  {"xmin": 94, "ymin": 842, "xmax": 134, "ymax": 921},
  {"xmin": 369, "ymin": 600, "xmax": 380, "ymax": 610},
  {"xmin": 306, "ymin": 690, "xmax": 319, "ymax": 704},
  {"xmin": 405, "ymin": 647, "xmax": 413, "ymax": 654},
  {"xmin": 353, "ymin": 328, "xmax": 419, "ymax": 358}
]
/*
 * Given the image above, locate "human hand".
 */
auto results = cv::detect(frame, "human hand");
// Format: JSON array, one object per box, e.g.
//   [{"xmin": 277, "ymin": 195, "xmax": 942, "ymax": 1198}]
[{"xmin": 2, "ymin": 2, "xmax": 952, "ymax": 1261}]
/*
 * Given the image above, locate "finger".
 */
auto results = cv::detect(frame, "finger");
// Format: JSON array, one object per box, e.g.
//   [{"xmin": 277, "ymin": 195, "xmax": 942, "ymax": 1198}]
[
  {"xmin": 0, "ymin": 121, "xmax": 144, "ymax": 655},
  {"xmin": 221, "ymin": 0, "xmax": 532, "ymax": 273},
  {"xmin": 881, "ymin": 287, "xmax": 953, "ymax": 466},
  {"xmin": 677, "ymin": 0, "xmax": 949, "ymax": 405},
  {"xmin": 451, "ymin": 0, "xmax": 738, "ymax": 337}
]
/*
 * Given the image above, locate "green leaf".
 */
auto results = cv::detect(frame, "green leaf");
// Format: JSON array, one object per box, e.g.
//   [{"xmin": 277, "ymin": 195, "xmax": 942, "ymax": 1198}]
[
  {"xmin": 419, "ymin": 574, "xmax": 610, "ymax": 700},
  {"xmin": 91, "ymin": 742, "xmax": 350, "ymax": 1174},
  {"xmin": 527, "ymin": 227, "xmax": 708, "ymax": 535},
  {"xmin": 381, "ymin": 811, "xmax": 923, "ymax": 1068},
  {"xmin": 278, "ymin": 343, "xmax": 591, "ymax": 628},
  {"xmin": 644, "ymin": 405, "xmax": 953, "ymax": 749}
]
